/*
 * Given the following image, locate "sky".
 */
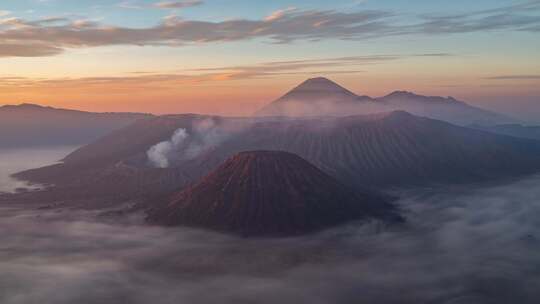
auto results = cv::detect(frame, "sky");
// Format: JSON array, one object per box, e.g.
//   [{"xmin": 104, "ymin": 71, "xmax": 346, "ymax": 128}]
[{"xmin": 0, "ymin": 0, "xmax": 539, "ymax": 118}]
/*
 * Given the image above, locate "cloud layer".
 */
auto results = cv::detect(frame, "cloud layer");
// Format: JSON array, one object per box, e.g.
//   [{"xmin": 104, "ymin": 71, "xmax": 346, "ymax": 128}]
[
  {"xmin": 0, "ymin": 53, "xmax": 449, "ymax": 90},
  {"xmin": 1, "ymin": 174, "xmax": 540, "ymax": 303},
  {"xmin": 0, "ymin": 1, "xmax": 539, "ymax": 57},
  {"xmin": 154, "ymin": 1, "xmax": 204, "ymax": 9}
]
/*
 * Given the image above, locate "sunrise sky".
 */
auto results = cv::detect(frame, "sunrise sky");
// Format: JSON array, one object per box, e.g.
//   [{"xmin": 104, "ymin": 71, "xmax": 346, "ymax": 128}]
[{"xmin": 0, "ymin": 0, "xmax": 539, "ymax": 118}]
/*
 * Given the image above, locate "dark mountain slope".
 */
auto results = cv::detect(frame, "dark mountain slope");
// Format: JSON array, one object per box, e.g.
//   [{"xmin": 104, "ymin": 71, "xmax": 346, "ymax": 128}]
[
  {"xmin": 62, "ymin": 114, "xmax": 202, "ymax": 166},
  {"xmin": 12, "ymin": 111, "xmax": 540, "ymax": 210},
  {"xmin": 200, "ymin": 111, "xmax": 540, "ymax": 188},
  {"xmin": 148, "ymin": 151, "xmax": 399, "ymax": 236},
  {"xmin": 9, "ymin": 115, "xmax": 251, "ymax": 205}
]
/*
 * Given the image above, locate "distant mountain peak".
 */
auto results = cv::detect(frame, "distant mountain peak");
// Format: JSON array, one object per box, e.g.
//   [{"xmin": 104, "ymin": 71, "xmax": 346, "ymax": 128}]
[
  {"xmin": 289, "ymin": 77, "xmax": 357, "ymax": 95},
  {"xmin": 18, "ymin": 103, "xmax": 46, "ymax": 108},
  {"xmin": 1, "ymin": 103, "xmax": 50, "ymax": 110},
  {"xmin": 255, "ymin": 78, "xmax": 509, "ymax": 124},
  {"xmin": 386, "ymin": 90, "xmax": 418, "ymax": 98},
  {"xmin": 383, "ymin": 110, "xmax": 415, "ymax": 119},
  {"xmin": 254, "ymin": 77, "xmax": 363, "ymax": 116},
  {"xmin": 302, "ymin": 77, "xmax": 339, "ymax": 86}
]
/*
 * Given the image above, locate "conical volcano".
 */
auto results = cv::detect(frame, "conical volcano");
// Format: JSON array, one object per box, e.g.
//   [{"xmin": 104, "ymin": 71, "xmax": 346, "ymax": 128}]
[
  {"xmin": 148, "ymin": 151, "xmax": 396, "ymax": 236},
  {"xmin": 254, "ymin": 77, "xmax": 375, "ymax": 117},
  {"xmin": 285, "ymin": 77, "xmax": 358, "ymax": 96}
]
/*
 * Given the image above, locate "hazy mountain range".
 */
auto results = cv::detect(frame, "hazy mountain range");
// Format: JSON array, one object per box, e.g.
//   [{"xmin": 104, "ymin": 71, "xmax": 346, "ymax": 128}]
[
  {"xmin": 256, "ymin": 77, "xmax": 513, "ymax": 125},
  {"xmin": 0, "ymin": 103, "xmax": 151, "ymax": 148},
  {"xmin": 0, "ymin": 77, "xmax": 520, "ymax": 150},
  {"xmin": 0, "ymin": 77, "xmax": 526, "ymax": 152},
  {"xmin": 3, "ymin": 77, "xmax": 540, "ymax": 236},
  {"xmin": 10, "ymin": 110, "xmax": 540, "ymax": 228}
]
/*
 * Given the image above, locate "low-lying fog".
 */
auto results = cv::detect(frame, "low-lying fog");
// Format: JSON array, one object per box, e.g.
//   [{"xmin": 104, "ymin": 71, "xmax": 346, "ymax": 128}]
[
  {"xmin": 0, "ymin": 146, "xmax": 78, "ymax": 193},
  {"xmin": 1, "ymin": 173, "xmax": 540, "ymax": 303}
]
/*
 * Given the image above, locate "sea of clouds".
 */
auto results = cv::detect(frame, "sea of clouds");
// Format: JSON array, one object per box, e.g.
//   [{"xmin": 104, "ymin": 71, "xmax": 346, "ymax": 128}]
[{"xmin": 1, "ymin": 175, "xmax": 540, "ymax": 304}]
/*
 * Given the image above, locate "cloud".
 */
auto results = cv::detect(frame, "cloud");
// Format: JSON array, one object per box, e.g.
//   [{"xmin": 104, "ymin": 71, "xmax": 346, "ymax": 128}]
[
  {"xmin": 154, "ymin": 0, "xmax": 204, "ymax": 9},
  {"xmin": 0, "ymin": 10, "xmax": 11, "ymax": 17},
  {"xmin": 0, "ymin": 9, "xmax": 396, "ymax": 58},
  {"xmin": 188, "ymin": 55, "xmax": 402, "ymax": 76},
  {"xmin": 264, "ymin": 7, "xmax": 297, "ymax": 21},
  {"xmin": 2, "ymin": 174, "xmax": 540, "ymax": 303},
  {"xmin": 118, "ymin": 0, "xmax": 203, "ymax": 10},
  {"xmin": 0, "ymin": 2, "xmax": 538, "ymax": 57},
  {"xmin": 415, "ymin": 0, "xmax": 540, "ymax": 34},
  {"xmin": 0, "ymin": 43, "xmax": 63, "ymax": 57},
  {"xmin": 117, "ymin": 1, "xmax": 145, "ymax": 9},
  {"xmin": 0, "ymin": 53, "xmax": 447, "ymax": 89},
  {"xmin": 485, "ymin": 75, "xmax": 540, "ymax": 80}
]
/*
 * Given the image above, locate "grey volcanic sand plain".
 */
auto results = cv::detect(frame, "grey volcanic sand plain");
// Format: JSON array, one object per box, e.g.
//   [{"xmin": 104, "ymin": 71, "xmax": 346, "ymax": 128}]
[{"xmin": 1, "ymin": 174, "xmax": 540, "ymax": 304}]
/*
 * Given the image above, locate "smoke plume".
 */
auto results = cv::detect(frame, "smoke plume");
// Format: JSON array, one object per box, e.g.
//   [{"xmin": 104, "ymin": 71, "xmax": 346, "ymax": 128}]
[
  {"xmin": 147, "ymin": 118, "xmax": 246, "ymax": 168},
  {"xmin": 147, "ymin": 128, "xmax": 189, "ymax": 168},
  {"xmin": 183, "ymin": 118, "xmax": 232, "ymax": 159}
]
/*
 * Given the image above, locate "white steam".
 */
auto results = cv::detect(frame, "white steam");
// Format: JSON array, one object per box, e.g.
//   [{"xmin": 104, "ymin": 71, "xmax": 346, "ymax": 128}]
[
  {"xmin": 146, "ymin": 128, "xmax": 188, "ymax": 168},
  {"xmin": 183, "ymin": 118, "xmax": 230, "ymax": 160},
  {"xmin": 147, "ymin": 118, "xmax": 242, "ymax": 168}
]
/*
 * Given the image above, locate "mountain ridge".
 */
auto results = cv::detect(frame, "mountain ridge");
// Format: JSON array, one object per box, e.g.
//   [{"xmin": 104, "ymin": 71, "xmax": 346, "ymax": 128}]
[
  {"xmin": 0, "ymin": 103, "xmax": 150, "ymax": 116},
  {"xmin": 255, "ymin": 77, "xmax": 513, "ymax": 125},
  {"xmin": 12, "ymin": 110, "xmax": 540, "ymax": 212},
  {"xmin": 0, "ymin": 103, "xmax": 152, "ymax": 148}
]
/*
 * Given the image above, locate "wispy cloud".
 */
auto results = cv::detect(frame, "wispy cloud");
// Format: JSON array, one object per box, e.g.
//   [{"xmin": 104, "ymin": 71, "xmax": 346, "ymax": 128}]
[
  {"xmin": 0, "ymin": 9, "xmax": 396, "ymax": 57},
  {"xmin": 0, "ymin": 43, "xmax": 63, "ymax": 57},
  {"xmin": 0, "ymin": 1, "xmax": 538, "ymax": 58},
  {"xmin": 118, "ymin": 0, "xmax": 204, "ymax": 10},
  {"xmin": 0, "ymin": 53, "xmax": 447, "ymax": 89},
  {"xmin": 415, "ymin": 0, "xmax": 540, "ymax": 34},
  {"xmin": 485, "ymin": 75, "xmax": 540, "ymax": 80},
  {"xmin": 117, "ymin": 1, "xmax": 145, "ymax": 10},
  {"xmin": 154, "ymin": 0, "xmax": 204, "ymax": 9}
]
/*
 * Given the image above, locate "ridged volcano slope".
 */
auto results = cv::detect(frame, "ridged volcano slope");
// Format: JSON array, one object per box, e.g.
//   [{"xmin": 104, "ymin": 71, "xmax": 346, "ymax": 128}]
[
  {"xmin": 148, "ymin": 151, "xmax": 397, "ymax": 237},
  {"xmin": 199, "ymin": 111, "xmax": 540, "ymax": 188}
]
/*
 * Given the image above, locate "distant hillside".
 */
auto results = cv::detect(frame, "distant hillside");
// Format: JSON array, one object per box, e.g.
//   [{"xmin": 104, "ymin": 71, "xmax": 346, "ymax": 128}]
[
  {"xmin": 148, "ymin": 151, "xmax": 400, "ymax": 236},
  {"xmin": 0, "ymin": 103, "xmax": 152, "ymax": 148},
  {"xmin": 255, "ymin": 77, "xmax": 513, "ymax": 126},
  {"xmin": 376, "ymin": 91, "xmax": 511, "ymax": 125}
]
